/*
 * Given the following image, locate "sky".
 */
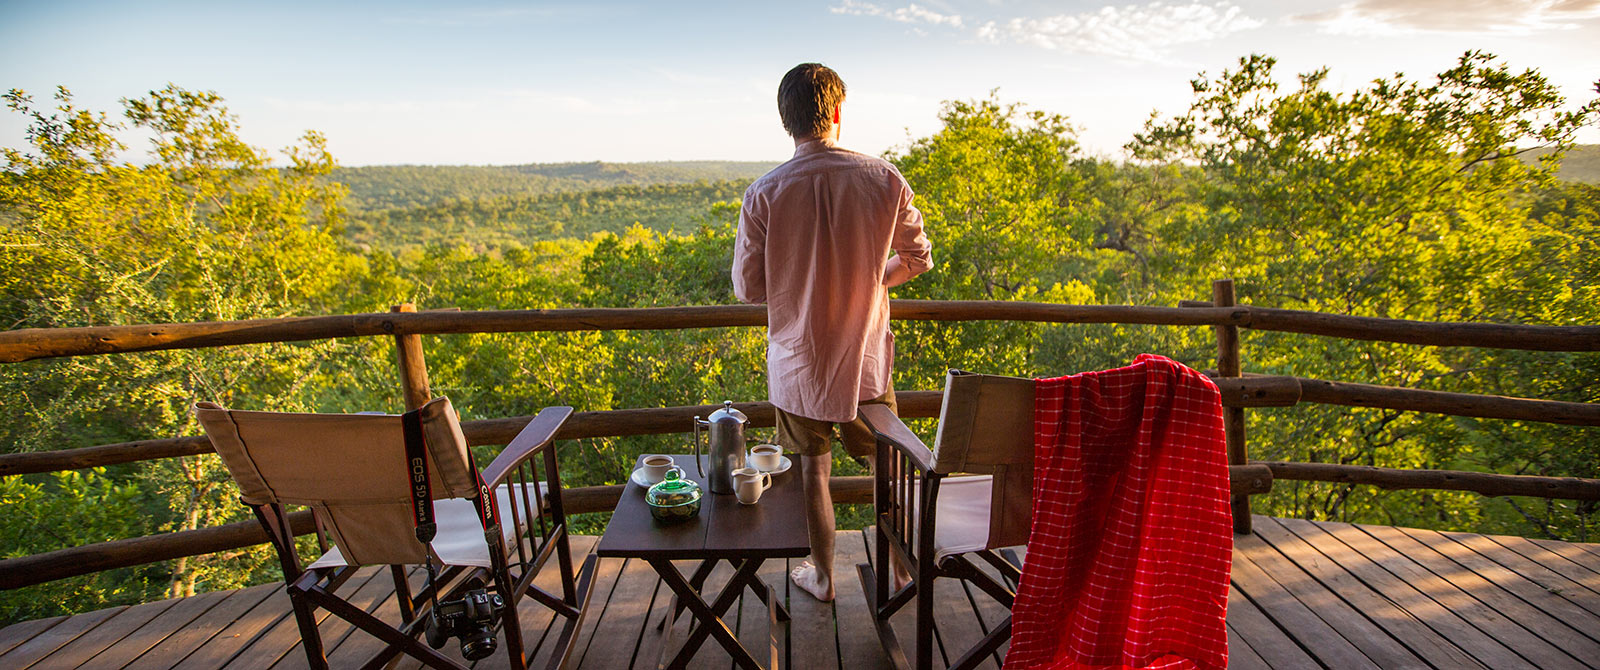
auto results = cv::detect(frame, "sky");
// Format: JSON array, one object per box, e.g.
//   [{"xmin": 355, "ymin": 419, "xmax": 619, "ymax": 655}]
[{"xmin": 2, "ymin": 0, "xmax": 1597, "ymax": 166}]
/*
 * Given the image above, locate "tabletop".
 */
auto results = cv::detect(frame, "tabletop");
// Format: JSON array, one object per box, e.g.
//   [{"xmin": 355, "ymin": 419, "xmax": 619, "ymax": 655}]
[{"xmin": 597, "ymin": 453, "xmax": 811, "ymax": 560}]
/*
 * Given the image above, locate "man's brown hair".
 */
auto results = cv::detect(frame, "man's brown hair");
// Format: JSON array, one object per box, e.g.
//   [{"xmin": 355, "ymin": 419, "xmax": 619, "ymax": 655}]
[{"xmin": 777, "ymin": 63, "xmax": 846, "ymax": 139}]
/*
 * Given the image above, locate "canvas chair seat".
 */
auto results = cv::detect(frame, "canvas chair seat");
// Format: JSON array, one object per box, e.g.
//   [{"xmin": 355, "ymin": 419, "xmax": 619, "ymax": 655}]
[
  {"xmin": 910, "ymin": 475, "xmax": 993, "ymax": 564},
  {"xmin": 307, "ymin": 483, "xmax": 541, "ymax": 569}
]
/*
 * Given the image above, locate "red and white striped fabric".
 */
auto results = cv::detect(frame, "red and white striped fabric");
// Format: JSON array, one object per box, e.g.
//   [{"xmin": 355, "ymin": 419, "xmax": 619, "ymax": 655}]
[{"xmin": 1005, "ymin": 354, "xmax": 1231, "ymax": 670}]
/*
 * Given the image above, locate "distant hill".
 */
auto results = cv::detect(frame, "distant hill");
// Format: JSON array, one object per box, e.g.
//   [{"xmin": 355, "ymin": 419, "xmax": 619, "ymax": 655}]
[
  {"xmin": 330, "ymin": 161, "xmax": 777, "ymax": 212},
  {"xmin": 1521, "ymin": 144, "xmax": 1600, "ymax": 183},
  {"xmin": 345, "ymin": 179, "xmax": 747, "ymax": 252}
]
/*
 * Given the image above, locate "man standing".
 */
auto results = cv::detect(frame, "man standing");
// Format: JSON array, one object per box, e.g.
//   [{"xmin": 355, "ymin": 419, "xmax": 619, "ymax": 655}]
[{"xmin": 732, "ymin": 63, "xmax": 932, "ymax": 602}]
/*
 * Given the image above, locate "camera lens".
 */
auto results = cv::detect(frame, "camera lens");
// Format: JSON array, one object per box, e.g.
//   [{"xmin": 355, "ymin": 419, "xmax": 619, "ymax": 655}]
[{"xmin": 460, "ymin": 628, "xmax": 498, "ymax": 661}]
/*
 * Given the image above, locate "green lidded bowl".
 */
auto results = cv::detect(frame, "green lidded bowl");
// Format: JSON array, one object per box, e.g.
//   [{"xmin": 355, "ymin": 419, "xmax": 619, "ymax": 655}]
[{"xmin": 645, "ymin": 469, "xmax": 702, "ymax": 524}]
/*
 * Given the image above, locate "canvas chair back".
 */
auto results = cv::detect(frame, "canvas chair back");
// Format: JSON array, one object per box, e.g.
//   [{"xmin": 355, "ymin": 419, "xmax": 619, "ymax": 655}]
[
  {"xmin": 196, "ymin": 396, "xmax": 479, "ymax": 566},
  {"xmin": 929, "ymin": 370, "xmax": 1035, "ymax": 549}
]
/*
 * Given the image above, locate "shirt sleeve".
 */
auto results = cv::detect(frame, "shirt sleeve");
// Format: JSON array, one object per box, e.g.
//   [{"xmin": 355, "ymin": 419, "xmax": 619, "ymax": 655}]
[
  {"xmin": 732, "ymin": 188, "xmax": 767, "ymax": 304},
  {"xmin": 891, "ymin": 175, "xmax": 933, "ymax": 277}
]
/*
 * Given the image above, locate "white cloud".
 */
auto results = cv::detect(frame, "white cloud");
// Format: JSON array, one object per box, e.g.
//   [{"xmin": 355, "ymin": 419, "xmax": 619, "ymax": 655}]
[
  {"xmin": 1293, "ymin": 0, "xmax": 1600, "ymax": 36},
  {"xmin": 977, "ymin": 2, "xmax": 1263, "ymax": 63},
  {"xmin": 832, "ymin": 1, "xmax": 1262, "ymax": 63},
  {"xmin": 830, "ymin": 1, "xmax": 965, "ymax": 28}
]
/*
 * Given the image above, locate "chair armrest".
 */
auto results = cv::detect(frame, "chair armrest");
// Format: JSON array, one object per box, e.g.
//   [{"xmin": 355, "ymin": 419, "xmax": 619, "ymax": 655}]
[
  {"xmin": 482, "ymin": 406, "xmax": 573, "ymax": 487},
  {"xmin": 858, "ymin": 404, "xmax": 934, "ymax": 473}
]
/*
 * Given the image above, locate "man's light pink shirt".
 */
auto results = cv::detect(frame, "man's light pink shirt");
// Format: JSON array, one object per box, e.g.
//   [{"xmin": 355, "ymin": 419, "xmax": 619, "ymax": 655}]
[{"xmin": 732, "ymin": 139, "xmax": 932, "ymax": 423}]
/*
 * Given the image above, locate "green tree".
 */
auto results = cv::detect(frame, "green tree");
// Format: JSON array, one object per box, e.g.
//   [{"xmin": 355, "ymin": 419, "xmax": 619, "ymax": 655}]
[
  {"xmin": 1129, "ymin": 52, "xmax": 1600, "ymax": 536},
  {"xmin": 0, "ymin": 85, "xmax": 370, "ymax": 618}
]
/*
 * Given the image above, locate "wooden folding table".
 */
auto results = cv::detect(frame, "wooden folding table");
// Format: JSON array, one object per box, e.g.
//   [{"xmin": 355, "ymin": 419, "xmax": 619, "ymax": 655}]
[{"xmin": 598, "ymin": 454, "xmax": 810, "ymax": 670}]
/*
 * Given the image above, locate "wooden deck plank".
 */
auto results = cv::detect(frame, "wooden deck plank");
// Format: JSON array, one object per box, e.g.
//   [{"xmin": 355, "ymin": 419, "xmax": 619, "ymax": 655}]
[
  {"xmin": 1235, "ymin": 528, "xmax": 1424, "ymax": 668},
  {"xmin": 170, "ymin": 585, "xmax": 292, "ymax": 670},
  {"xmin": 1228, "ymin": 548, "xmax": 1379, "ymax": 669},
  {"xmin": 224, "ymin": 565, "xmax": 384, "ymax": 670},
  {"xmin": 521, "ymin": 534, "xmax": 602, "ymax": 670},
  {"xmin": 124, "ymin": 582, "xmax": 281, "ymax": 670},
  {"xmin": 1562, "ymin": 539, "xmax": 1600, "ymax": 566},
  {"xmin": 0, "ymin": 615, "xmax": 65, "ymax": 657},
  {"xmin": 1363, "ymin": 523, "xmax": 1600, "ymax": 667},
  {"xmin": 17, "ymin": 597, "xmax": 179, "ymax": 669},
  {"xmin": 1440, "ymin": 530, "xmax": 1600, "ymax": 619},
  {"xmin": 273, "ymin": 566, "xmax": 417, "ymax": 670},
  {"xmin": 930, "ymin": 569, "xmax": 1000, "ymax": 670},
  {"xmin": 0, "ymin": 605, "xmax": 123, "ymax": 669},
  {"xmin": 577, "ymin": 557, "xmax": 666, "ymax": 670},
  {"xmin": 960, "ymin": 554, "xmax": 1013, "ymax": 666},
  {"xmin": 728, "ymin": 554, "xmax": 788, "ymax": 670},
  {"xmin": 1489, "ymin": 534, "xmax": 1600, "ymax": 598},
  {"xmin": 1396, "ymin": 526, "xmax": 1600, "ymax": 647},
  {"xmin": 837, "ymin": 529, "xmax": 893, "ymax": 670},
  {"xmin": 15, "ymin": 524, "xmax": 1600, "ymax": 670},
  {"xmin": 563, "ymin": 554, "xmax": 627, "ymax": 669},
  {"xmin": 1251, "ymin": 518, "xmax": 1485, "ymax": 669},
  {"xmin": 1222, "ymin": 584, "xmax": 1318, "ymax": 669},
  {"xmin": 784, "ymin": 554, "xmax": 841, "ymax": 670},
  {"xmin": 1223, "ymin": 625, "xmax": 1270, "ymax": 670},
  {"xmin": 78, "ymin": 589, "xmax": 231, "ymax": 668},
  {"xmin": 1530, "ymin": 538, "xmax": 1600, "ymax": 575},
  {"xmin": 1278, "ymin": 518, "xmax": 1536, "ymax": 670},
  {"xmin": 625, "ymin": 560, "xmax": 683, "ymax": 670}
]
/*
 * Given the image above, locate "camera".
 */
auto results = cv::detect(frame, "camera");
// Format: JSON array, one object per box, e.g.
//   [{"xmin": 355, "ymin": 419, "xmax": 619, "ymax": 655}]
[{"xmin": 425, "ymin": 581, "xmax": 505, "ymax": 661}]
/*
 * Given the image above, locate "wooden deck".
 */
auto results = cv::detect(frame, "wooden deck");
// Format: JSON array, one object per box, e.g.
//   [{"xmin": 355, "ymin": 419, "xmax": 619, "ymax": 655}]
[{"xmin": 3, "ymin": 516, "xmax": 1599, "ymax": 669}]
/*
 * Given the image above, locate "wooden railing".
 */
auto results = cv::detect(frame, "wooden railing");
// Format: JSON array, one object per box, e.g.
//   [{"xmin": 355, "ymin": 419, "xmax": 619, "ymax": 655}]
[{"xmin": 1, "ymin": 288, "xmax": 1597, "ymax": 591}]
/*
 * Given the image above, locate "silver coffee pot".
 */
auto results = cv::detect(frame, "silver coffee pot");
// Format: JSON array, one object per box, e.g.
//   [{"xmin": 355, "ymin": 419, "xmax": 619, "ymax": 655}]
[{"xmin": 693, "ymin": 400, "xmax": 747, "ymax": 495}]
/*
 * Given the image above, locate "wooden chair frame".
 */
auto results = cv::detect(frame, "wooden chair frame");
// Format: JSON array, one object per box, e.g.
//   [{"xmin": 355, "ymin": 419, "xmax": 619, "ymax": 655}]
[
  {"xmin": 856, "ymin": 371, "xmax": 1032, "ymax": 670},
  {"xmin": 245, "ymin": 406, "xmax": 598, "ymax": 670}
]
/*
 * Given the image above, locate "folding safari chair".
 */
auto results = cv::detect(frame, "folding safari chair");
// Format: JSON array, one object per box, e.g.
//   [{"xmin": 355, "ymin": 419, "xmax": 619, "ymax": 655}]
[
  {"xmin": 857, "ymin": 370, "xmax": 1034, "ymax": 670},
  {"xmin": 196, "ymin": 396, "xmax": 597, "ymax": 670}
]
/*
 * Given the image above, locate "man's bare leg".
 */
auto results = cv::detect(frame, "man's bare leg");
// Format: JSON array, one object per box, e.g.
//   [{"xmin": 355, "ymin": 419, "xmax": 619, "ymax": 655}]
[{"xmin": 791, "ymin": 453, "xmax": 836, "ymax": 601}]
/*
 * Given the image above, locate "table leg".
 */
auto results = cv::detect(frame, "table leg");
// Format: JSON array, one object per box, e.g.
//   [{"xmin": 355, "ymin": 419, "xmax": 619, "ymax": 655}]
[
  {"xmin": 650, "ymin": 558, "xmax": 766, "ymax": 670},
  {"xmin": 659, "ymin": 558, "xmax": 720, "ymax": 631},
  {"xmin": 663, "ymin": 558, "xmax": 790, "ymax": 624}
]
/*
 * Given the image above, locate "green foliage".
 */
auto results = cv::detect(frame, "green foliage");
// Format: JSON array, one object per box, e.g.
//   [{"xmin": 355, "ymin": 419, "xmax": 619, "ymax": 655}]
[
  {"xmin": 1129, "ymin": 52, "xmax": 1600, "ymax": 534},
  {"xmin": 332, "ymin": 161, "xmax": 776, "ymax": 212},
  {"xmin": 0, "ymin": 85, "xmax": 373, "ymax": 618},
  {"xmin": 347, "ymin": 180, "xmax": 747, "ymax": 252}
]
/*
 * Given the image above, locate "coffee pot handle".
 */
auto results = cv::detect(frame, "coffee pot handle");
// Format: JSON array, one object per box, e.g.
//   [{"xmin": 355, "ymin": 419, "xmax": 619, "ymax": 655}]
[{"xmin": 692, "ymin": 416, "xmax": 707, "ymax": 478}]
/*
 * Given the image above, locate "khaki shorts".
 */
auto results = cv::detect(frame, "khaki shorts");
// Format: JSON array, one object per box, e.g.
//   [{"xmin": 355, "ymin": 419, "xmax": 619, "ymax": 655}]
[{"xmin": 773, "ymin": 388, "xmax": 898, "ymax": 458}]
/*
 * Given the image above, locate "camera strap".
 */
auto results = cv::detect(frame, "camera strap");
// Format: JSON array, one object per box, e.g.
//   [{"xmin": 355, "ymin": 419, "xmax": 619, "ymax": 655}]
[{"xmin": 401, "ymin": 406, "xmax": 501, "ymax": 549}]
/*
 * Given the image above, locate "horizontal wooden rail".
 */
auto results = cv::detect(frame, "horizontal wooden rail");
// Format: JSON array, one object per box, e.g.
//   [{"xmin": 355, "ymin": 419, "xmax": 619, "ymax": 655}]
[
  {"xmin": 0, "ymin": 394, "xmax": 946, "ymax": 476},
  {"xmin": 9, "ymin": 374, "xmax": 1596, "ymax": 476},
  {"xmin": 1294, "ymin": 377, "xmax": 1600, "ymax": 426},
  {"xmin": 0, "ymin": 466, "xmax": 1275, "ymax": 590},
  {"xmin": 1261, "ymin": 461, "xmax": 1600, "ymax": 500},
  {"xmin": 4, "ymin": 301, "xmax": 1597, "ymax": 363},
  {"xmin": 0, "ymin": 510, "xmax": 318, "ymax": 591}
]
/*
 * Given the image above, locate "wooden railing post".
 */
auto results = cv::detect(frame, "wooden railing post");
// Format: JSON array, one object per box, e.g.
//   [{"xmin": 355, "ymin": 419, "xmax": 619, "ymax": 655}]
[
  {"xmin": 1213, "ymin": 280, "xmax": 1252, "ymax": 534},
  {"xmin": 392, "ymin": 303, "xmax": 432, "ymax": 411}
]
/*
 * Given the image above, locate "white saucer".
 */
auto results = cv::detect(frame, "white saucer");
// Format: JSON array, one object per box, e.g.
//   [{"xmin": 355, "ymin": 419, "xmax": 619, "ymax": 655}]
[
  {"xmin": 631, "ymin": 467, "xmax": 679, "ymax": 488},
  {"xmin": 752, "ymin": 456, "xmax": 792, "ymax": 475}
]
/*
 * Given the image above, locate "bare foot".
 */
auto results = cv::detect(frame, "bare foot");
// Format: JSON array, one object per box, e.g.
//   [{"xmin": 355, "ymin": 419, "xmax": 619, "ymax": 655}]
[
  {"xmin": 790, "ymin": 561, "xmax": 835, "ymax": 602},
  {"xmin": 891, "ymin": 562, "xmax": 912, "ymax": 592}
]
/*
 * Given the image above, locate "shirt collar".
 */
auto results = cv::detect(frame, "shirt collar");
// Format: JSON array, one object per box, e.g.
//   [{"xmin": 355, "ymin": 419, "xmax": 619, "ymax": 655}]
[{"xmin": 793, "ymin": 137, "xmax": 836, "ymax": 157}]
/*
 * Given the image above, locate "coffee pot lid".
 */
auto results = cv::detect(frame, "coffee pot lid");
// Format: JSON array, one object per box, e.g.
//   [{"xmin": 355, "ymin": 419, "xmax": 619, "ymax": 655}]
[{"xmin": 707, "ymin": 400, "xmax": 747, "ymax": 425}]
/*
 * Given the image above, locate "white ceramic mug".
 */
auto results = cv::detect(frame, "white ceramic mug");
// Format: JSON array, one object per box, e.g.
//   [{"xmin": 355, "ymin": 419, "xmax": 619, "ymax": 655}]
[
  {"xmin": 733, "ymin": 467, "xmax": 771, "ymax": 504},
  {"xmin": 641, "ymin": 454, "xmax": 682, "ymax": 485},
  {"xmin": 748, "ymin": 444, "xmax": 782, "ymax": 472}
]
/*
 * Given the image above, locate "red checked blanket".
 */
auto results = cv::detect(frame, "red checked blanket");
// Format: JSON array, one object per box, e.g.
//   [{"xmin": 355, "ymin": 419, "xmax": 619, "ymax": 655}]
[{"xmin": 1006, "ymin": 354, "xmax": 1231, "ymax": 670}]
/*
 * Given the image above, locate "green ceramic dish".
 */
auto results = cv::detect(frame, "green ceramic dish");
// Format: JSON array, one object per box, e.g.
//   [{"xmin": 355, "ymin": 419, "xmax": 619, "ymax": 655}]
[{"xmin": 645, "ymin": 469, "xmax": 702, "ymax": 524}]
